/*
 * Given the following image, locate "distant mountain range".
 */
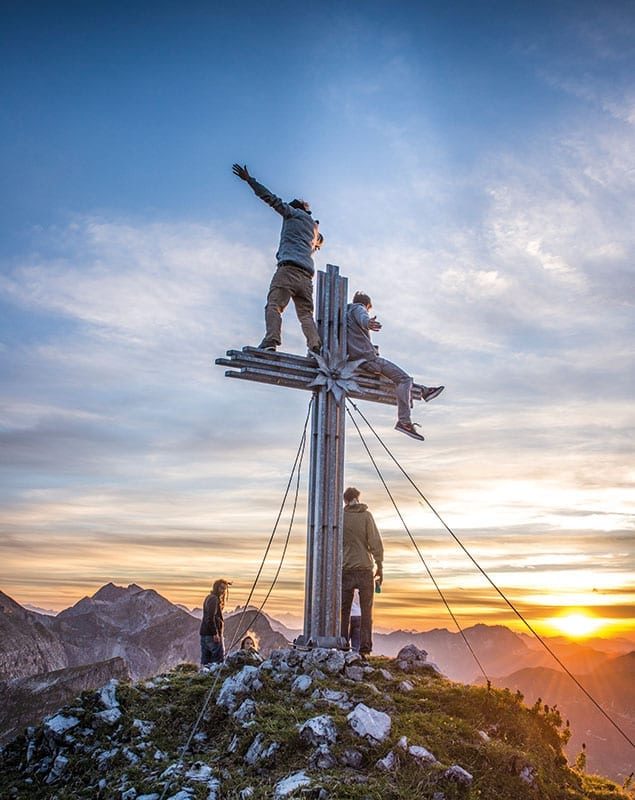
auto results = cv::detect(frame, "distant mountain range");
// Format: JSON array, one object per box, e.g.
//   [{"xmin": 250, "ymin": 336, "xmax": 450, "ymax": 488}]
[{"xmin": 1, "ymin": 583, "xmax": 633, "ymax": 780}]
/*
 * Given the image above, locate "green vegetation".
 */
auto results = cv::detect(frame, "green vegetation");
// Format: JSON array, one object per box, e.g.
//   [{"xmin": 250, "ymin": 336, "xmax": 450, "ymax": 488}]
[{"xmin": 0, "ymin": 656, "xmax": 632, "ymax": 800}]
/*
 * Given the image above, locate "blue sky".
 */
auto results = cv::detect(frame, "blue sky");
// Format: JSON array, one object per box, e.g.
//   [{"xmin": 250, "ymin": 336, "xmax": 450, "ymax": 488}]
[{"xmin": 1, "ymin": 1, "xmax": 634, "ymax": 634}]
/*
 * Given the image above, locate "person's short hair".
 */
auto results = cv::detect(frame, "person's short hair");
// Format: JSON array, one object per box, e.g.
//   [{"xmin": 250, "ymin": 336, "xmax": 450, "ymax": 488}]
[
  {"xmin": 352, "ymin": 291, "xmax": 371, "ymax": 307},
  {"xmin": 343, "ymin": 487, "xmax": 360, "ymax": 504},
  {"xmin": 290, "ymin": 198, "xmax": 310, "ymax": 212}
]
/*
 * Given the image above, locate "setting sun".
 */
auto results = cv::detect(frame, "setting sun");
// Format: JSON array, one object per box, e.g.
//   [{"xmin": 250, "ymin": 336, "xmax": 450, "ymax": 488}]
[{"xmin": 551, "ymin": 611, "xmax": 604, "ymax": 638}]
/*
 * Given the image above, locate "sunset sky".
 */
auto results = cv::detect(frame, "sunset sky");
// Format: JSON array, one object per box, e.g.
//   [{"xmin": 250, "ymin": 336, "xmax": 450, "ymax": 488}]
[{"xmin": 1, "ymin": 1, "xmax": 633, "ymax": 638}]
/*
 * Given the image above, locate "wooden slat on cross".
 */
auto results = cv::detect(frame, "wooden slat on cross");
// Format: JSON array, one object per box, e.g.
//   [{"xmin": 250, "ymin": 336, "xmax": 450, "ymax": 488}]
[{"xmin": 216, "ymin": 263, "xmax": 429, "ymax": 649}]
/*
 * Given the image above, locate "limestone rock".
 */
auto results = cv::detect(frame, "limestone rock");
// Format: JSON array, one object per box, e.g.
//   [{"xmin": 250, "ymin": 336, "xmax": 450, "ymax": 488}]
[
  {"xmin": 185, "ymin": 761, "xmax": 214, "ymax": 782},
  {"xmin": 98, "ymin": 679, "xmax": 119, "ymax": 710},
  {"xmin": 233, "ymin": 698, "xmax": 257, "ymax": 725},
  {"xmin": 519, "ymin": 765, "xmax": 536, "ymax": 785},
  {"xmin": 132, "ymin": 719, "xmax": 154, "ymax": 737},
  {"xmin": 216, "ymin": 666, "xmax": 261, "ymax": 711},
  {"xmin": 245, "ymin": 733, "xmax": 279, "ymax": 766},
  {"xmin": 299, "ymin": 714, "xmax": 337, "ymax": 746},
  {"xmin": 309, "ymin": 743, "xmax": 337, "ymax": 769},
  {"xmin": 347, "ymin": 703, "xmax": 391, "ymax": 743},
  {"xmin": 376, "ymin": 750, "xmax": 397, "ymax": 771},
  {"xmin": 341, "ymin": 748, "xmax": 364, "ymax": 769},
  {"xmin": 409, "ymin": 744, "xmax": 438, "ymax": 764},
  {"xmin": 344, "ymin": 665, "xmax": 365, "ymax": 682},
  {"xmin": 444, "ymin": 765, "xmax": 473, "ymax": 785},
  {"xmin": 45, "ymin": 754, "xmax": 69, "ymax": 784},
  {"xmin": 95, "ymin": 707, "xmax": 122, "ymax": 725},
  {"xmin": 396, "ymin": 644, "xmax": 431, "ymax": 673},
  {"xmin": 291, "ymin": 675, "xmax": 312, "ymax": 694},
  {"xmin": 273, "ymin": 771, "xmax": 311, "ymax": 798}
]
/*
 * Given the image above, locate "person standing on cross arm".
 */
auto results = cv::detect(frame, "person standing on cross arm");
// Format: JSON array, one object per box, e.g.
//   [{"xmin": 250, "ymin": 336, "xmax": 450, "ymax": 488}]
[
  {"xmin": 346, "ymin": 291, "xmax": 444, "ymax": 441},
  {"xmin": 232, "ymin": 163, "xmax": 323, "ymax": 354},
  {"xmin": 199, "ymin": 578, "xmax": 231, "ymax": 667},
  {"xmin": 341, "ymin": 487, "xmax": 384, "ymax": 658}
]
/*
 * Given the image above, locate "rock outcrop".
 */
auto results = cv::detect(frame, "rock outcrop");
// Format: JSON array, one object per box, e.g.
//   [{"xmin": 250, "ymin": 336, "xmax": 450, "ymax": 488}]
[
  {"xmin": 1, "ymin": 645, "xmax": 626, "ymax": 800},
  {"xmin": 0, "ymin": 657, "xmax": 129, "ymax": 744}
]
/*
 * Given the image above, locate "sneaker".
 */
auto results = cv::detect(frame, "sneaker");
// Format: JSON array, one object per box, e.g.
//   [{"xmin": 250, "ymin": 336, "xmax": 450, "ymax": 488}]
[
  {"xmin": 308, "ymin": 344, "xmax": 321, "ymax": 355},
  {"xmin": 422, "ymin": 385, "xmax": 444, "ymax": 402},
  {"xmin": 395, "ymin": 421, "xmax": 425, "ymax": 441},
  {"xmin": 258, "ymin": 344, "xmax": 277, "ymax": 352}
]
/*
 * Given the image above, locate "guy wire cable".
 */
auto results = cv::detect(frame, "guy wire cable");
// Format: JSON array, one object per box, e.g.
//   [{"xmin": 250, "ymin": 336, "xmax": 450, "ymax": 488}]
[
  {"xmin": 347, "ymin": 398, "xmax": 635, "ymax": 750},
  {"xmin": 228, "ymin": 394, "xmax": 314, "ymax": 646},
  {"xmin": 345, "ymin": 401, "xmax": 490, "ymax": 685},
  {"xmin": 232, "ymin": 400, "xmax": 309, "ymax": 646},
  {"xmin": 159, "ymin": 396, "xmax": 314, "ymax": 800}
]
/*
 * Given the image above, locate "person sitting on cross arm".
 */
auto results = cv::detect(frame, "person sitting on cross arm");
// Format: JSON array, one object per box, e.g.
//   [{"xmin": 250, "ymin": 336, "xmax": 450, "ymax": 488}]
[{"xmin": 346, "ymin": 291, "xmax": 444, "ymax": 441}]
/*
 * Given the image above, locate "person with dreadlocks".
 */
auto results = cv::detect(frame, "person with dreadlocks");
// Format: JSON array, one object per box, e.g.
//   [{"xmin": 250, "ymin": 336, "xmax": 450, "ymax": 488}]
[
  {"xmin": 232, "ymin": 163, "xmax": 323, "ymax": 355},
  {"xmin": 199, "ymin": 578, "xmax": 232, "ymax": 667}
]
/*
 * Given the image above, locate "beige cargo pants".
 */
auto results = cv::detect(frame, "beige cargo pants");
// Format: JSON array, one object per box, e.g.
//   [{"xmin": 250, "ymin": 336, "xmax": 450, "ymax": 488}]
[{"xmin": 259, "ymin": 263, "xmax": 321, "ymax": 351}]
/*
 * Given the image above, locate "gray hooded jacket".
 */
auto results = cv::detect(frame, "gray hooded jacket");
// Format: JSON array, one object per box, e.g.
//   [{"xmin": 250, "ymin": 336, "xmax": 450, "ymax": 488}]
[
  {"xmin": 247, "ymin": 177, "xmax": 320, "ymax": 274},
  {"xmin": 346, "ymin": 302, "xmax": 377, "ymax": 362}
]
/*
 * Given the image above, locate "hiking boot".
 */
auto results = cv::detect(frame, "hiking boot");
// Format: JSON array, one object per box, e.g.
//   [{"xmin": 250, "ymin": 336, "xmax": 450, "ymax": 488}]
[
  {"xmin": 395, "ymin": 421, "xmax": 425, "ymax": 441},
  {"xmin": 421, "ymin": 385, "xmax": 444, "ymax": 402}
]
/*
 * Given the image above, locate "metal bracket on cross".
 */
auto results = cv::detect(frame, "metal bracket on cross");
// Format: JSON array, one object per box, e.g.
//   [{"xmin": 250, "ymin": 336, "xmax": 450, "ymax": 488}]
[{"xmin": 215, "ymin": 264, "xmax": 427, "ymax": 649}]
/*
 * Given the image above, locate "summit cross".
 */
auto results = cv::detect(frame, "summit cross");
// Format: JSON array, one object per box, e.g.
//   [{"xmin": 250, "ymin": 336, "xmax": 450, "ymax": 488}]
[{"xmin": 216, "ymin": 264, "xmax": 429, "ymax": 648}]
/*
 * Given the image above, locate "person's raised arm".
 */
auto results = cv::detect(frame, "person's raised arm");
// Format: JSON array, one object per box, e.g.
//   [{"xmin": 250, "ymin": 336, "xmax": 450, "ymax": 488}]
[{"xmin": 232, "ymin": 163, "xmax": 294, "ymax": 218}]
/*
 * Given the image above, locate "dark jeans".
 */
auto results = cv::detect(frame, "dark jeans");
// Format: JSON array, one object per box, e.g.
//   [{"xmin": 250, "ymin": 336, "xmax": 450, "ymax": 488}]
[
  {"xmin": 200, "ymin": 635, "xmax": 224, "ymax": 665},
  {"xmin": 341, "ymin": 569, "xmax": 375, "ymax": 655}
]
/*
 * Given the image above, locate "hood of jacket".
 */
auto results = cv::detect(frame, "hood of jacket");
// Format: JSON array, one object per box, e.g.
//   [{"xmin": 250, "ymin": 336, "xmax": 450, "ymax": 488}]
[{"xmin": 344, "ymin": 503, "xmax": 368, "ymax": 513}]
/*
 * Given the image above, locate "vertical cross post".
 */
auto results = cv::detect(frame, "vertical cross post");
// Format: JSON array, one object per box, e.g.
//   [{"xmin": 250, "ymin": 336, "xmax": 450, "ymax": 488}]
[
  {"xmin": 216, "ymin": 263, "xmax": 430, "ymax": 649},
  {"xmin": 296, "ymin": 264, "xmax": 349, "ymax": 649}
]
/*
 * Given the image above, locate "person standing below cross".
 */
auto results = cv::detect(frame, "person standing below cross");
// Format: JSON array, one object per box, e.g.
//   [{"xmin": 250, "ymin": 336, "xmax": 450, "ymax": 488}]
[
  {"xmin": 199, "ymin": 578, "xmax": 231, "ymax": 667},
  {"xmin": 340, "ymin": 487, "xmax": 384, "ymax": 658},
  {"xmin": 232, "ymin": 163, "xmax": 323, "ymax": 355},
  {"xmin": 347, "ymin": 291, "xmax": 444, "ymax": 441}
]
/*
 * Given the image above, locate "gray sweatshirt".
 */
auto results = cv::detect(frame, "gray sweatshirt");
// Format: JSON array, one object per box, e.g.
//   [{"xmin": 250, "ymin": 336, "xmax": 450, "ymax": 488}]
[
  {"xmin": 346, "ymin": 302, "xmax": 377, "ymax": 362},
  {"xmin": 247, "ymin": 177, "xmax": 320, "ymax": 274}
]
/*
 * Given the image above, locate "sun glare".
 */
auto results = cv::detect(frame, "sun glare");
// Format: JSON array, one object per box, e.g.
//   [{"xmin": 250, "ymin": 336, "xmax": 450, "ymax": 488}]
[{"xmin": 551, "ymin": 611, "xmax": 604, "ymax": 638}]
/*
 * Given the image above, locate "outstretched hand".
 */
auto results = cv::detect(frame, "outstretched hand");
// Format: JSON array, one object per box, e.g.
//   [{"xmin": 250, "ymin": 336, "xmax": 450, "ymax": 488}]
[
  {"xmin": 368, "ymin": 316, "xmax": 382, "ymax": 331},
  {"xmin": 232, "ymin": 163, "xmax": 251, "ymax": 181}
]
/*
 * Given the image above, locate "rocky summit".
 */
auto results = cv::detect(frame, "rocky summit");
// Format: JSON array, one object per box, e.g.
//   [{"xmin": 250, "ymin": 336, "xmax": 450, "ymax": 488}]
[{"xmin": 0, "ymin": 645, "xmax": 629, "ymax": 800}]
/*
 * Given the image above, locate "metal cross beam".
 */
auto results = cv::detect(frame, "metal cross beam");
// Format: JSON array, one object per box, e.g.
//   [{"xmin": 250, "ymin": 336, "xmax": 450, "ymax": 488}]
[{"xmin": 216, "ymin": 264, "xmax": 427, "ymax": 648}]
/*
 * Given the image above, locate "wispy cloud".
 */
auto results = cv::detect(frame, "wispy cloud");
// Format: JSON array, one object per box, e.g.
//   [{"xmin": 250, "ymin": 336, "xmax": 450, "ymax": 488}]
[{"xmin": 2, "ymin": 7, "xmax": 635, "ymax": 632}]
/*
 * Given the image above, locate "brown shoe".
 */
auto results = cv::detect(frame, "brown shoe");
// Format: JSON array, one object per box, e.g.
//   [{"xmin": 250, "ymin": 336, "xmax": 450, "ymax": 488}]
[
  {"xmin": 421, "ymin": 385, "xmax": 444, "ymax": 402},
  {"xmin": 395, "ymin": 421, "xmax": 425, "ymax": 441}
]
